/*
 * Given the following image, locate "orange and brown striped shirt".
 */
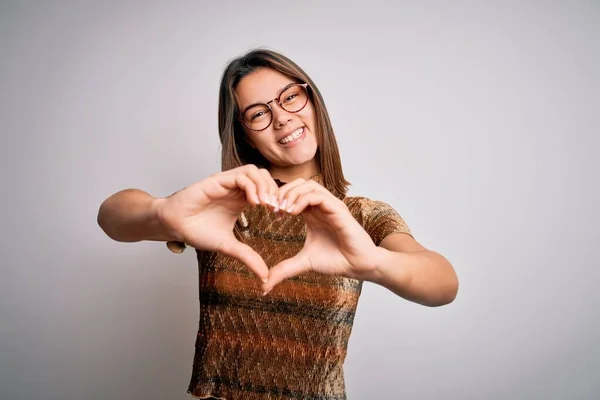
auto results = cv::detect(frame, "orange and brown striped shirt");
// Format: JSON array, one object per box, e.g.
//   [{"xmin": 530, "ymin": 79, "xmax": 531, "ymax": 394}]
[{"xmin": 184, "ymin": 176, "xmax": 412, "ymax": 400}]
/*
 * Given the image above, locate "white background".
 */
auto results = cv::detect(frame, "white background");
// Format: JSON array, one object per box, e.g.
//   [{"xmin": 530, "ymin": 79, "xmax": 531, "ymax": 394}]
[{"xmin": 1, "ymin": 1, "xmax": 599, "ymax": 399}]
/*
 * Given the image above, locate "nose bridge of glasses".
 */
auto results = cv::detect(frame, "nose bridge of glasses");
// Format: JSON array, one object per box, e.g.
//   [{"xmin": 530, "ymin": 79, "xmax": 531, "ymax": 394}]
[
  {"xmin": 268, "ymin": 99, "xmax": 290, "ymax": 121},
  {"xmin": 266, "ymin": 97, "xmax": 285, "ymax": 110}
]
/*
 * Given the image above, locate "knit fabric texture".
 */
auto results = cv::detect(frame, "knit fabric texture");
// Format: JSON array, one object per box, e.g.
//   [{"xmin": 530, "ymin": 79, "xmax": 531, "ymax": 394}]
[{"xmin": 186, "ymin": 176, "xmax": 411, "ymax": 399}]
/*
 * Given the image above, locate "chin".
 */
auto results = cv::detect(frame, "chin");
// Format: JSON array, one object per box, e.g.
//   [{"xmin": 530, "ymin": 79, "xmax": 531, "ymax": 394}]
[{"xmin": 287, "ymin": 147, "xmax": 318, "ymax": 165}]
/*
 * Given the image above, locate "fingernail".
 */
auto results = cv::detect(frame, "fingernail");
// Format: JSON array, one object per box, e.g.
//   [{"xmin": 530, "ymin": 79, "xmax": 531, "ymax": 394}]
[
  {"xmin": 271, "ymin": 196, "xmax": 279, "ymax": 212},
  {"xmin": 262, "ymin": 277, "xmax": 268, "ymax": 283},
  {"xmin": 280, "ymin": 199, "xmax": 287, "ymax": 211},
  {"xmin": 287, "ymin": 204, "xmax": 295, "ymax": 213},
  {"xmin": 261, "ymin": 193, "xmax": 269, "ymax": 205}
]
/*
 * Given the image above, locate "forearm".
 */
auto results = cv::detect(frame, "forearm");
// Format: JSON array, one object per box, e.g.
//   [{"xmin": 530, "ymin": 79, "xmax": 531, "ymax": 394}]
[
  {"xmin": 366, "ymin": 248, "xmax": 458, "ymax": 307},
  {"xmin": 97, "ymin": 189, "xmax": 174, "ymax": 242}
]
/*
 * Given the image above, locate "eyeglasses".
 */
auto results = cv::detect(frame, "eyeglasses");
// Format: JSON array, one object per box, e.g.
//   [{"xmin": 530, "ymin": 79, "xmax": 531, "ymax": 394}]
[{"xmin": 239, "ymin": 83, "xmax": 310, "ymax": 131}]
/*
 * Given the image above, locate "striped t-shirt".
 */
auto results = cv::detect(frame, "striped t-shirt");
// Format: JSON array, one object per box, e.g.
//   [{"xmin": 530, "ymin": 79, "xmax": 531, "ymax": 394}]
[{"xmin": 182, "ymin": 175, "xmax": 411, "ymax": 400}]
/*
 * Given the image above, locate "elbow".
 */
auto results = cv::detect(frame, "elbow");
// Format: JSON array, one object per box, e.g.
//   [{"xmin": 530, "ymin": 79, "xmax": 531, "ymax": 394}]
[
  {"xmin": 97, "ymin": 197, "xmax": 123, "ymax": 241},
  {"xmin": 97, "ymin": 200, "xmax": 113, "ymax": 239},
  {"xmin": 424, "ymin": 289, "xmax": 458, "ymax": 307},
  {"xmin": 423, "ymin": 274, "xmax": 459, "ymax": 307}
]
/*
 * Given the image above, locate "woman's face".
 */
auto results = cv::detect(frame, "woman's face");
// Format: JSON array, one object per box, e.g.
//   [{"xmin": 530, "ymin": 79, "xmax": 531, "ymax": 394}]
[{"xmin": 235, "ymin": 67, "xmax": 319, "ymax": 176}]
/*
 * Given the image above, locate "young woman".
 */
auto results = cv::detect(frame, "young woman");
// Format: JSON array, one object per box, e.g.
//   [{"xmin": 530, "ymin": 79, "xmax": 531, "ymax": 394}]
[{"xmin": 98, "ymin": 49, "xmax": 458, "ymax": 400}]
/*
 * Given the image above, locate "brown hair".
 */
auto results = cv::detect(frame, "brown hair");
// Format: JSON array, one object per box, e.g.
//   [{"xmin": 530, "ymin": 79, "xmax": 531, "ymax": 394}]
[{"xmin": 218, "ymin": 48, "xmax": 350, "ymax": 198}]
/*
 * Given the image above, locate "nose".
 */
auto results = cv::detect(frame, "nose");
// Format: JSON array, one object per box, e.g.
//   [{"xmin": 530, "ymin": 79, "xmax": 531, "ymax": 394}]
[{"xmin": 271, "ymin": 103, "xmax": 293, "ymax": 129}]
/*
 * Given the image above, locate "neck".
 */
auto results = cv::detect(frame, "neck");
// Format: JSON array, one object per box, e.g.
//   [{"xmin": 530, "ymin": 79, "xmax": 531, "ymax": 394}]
[{"xmin": 269, "ymin": 160, "xmax": 319, "ymax": 183}]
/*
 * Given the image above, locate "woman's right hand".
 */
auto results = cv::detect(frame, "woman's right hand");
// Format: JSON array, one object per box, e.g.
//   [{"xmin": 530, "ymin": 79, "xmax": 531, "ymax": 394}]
[{"xmin": 154, "ymin": 165, "xmax": 280, "ymax": 282}]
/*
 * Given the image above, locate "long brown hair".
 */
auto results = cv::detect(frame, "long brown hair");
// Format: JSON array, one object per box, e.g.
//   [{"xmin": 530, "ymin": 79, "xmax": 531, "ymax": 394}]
[{"xmin": 218, "ymin": 48, "xmax": 350, "ymax": 198}]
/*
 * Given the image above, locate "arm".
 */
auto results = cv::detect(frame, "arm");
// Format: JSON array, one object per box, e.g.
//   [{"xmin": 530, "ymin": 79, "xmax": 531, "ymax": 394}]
[
  {"xmin": 97, "ymin": 189, "xmax": 175, "ymax": 243},
  {"xmin": 260, "ymin": 182, "xmax": 459, "ymax": 302},
  {"xmin": 97, "ymin": 166, "xmax": 284, "ymax": 280},
  {"xmin": 364, "ymin": 233, "xmax": 459, "ymax": 307}
]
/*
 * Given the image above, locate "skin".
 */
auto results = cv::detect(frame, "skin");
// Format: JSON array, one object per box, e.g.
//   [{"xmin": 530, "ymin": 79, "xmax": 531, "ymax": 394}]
[
  {"xmin": 235, "ymin": 68, "xmax": 459, "ymax": 306},
  {"xmin": 236, "ymin": 67, "xmax": 320, "ymax": 184}
]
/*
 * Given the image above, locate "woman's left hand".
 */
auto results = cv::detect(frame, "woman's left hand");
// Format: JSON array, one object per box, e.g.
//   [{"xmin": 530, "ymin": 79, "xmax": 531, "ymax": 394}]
[{"xmin": 261, "ymin": 179, "xmax": 378, "ymax": 295}]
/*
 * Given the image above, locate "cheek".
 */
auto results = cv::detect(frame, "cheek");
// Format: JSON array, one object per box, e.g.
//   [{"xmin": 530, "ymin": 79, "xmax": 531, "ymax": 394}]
[
  {"xmin": 244, "ymin": 129, "xmax": 268, "ymax": 150},
  {"xmin": 249, "ymin": 133, "xmax": 274, "ymax": 151},
  {"xmin": 301, "ymin": 105, "xmax": 317, "ymax": 127},
  {"xmin": 244, "ymin": 127, "xmax": 269, "ymax": 149}
]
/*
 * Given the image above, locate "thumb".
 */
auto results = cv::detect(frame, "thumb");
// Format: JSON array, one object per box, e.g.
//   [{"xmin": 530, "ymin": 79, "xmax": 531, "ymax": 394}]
[
  {"xmin": 218, "ymin": 239, "xmax": 270, "ymax": 283},
  {"xmin": 262, "ymin": 253, "xmax": 311, "ymax": 295}
]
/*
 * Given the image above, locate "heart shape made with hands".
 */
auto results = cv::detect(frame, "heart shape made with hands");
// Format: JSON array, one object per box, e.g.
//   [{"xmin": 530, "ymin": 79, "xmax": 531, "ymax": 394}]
[{"xmin": 166, "ymin": 178, "xmax": 379, "ymax": 295}]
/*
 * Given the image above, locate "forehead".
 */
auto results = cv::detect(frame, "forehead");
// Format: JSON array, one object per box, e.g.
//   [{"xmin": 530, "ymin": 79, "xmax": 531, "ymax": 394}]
[{"xmin": 235, "ymin": 68, "xmax": 295, "ymax": 107}]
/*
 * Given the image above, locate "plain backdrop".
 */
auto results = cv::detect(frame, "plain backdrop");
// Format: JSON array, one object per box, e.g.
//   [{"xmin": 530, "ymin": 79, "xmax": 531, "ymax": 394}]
[{"xmin": 1, "ymin": 1, "xmax": 599, "ymax": 399}]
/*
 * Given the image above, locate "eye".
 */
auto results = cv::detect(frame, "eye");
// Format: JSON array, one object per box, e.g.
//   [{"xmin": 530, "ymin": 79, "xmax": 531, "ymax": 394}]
[
  {"xmin": 245, "ymin": 105, "xmax": 270, "ymax": 121},
  {"xmin": 251, "ymin": 111, "xmax": 265, "ymax": 120},
  {"xmin": 283, "ymin": 93, "xmax": 298, "ymax": 103}
]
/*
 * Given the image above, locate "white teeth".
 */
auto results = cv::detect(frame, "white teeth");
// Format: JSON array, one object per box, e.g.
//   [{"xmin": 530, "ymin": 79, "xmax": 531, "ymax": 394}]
[{"xmin": 279, "ymin": 128, "xmax": 304, "ymax": 144}]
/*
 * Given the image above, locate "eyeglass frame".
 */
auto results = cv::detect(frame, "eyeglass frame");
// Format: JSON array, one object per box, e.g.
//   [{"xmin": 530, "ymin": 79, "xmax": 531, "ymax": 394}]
[{"xmin": 238, "ymin": 82, "xmax": 310, "ymax": 131}]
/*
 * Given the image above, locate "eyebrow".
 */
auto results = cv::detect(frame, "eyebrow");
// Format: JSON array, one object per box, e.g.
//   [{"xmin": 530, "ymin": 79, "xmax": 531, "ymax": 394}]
[{"xmin": 240, "ymin": 82, "xmax": 297, "ymax": 115}]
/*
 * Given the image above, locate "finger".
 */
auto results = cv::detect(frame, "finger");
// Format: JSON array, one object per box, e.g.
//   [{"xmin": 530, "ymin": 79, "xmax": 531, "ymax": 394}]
[
  {"xmin": 241, "ymin": 165, "xmax": 271, "ymax": 206},
  {"xmin": 281, "ymin": 180, "xmax": 316, "ymax": 213},
  {"xmin": 283, "ymin": 181, "xmax": 330, "ymax": 214},
  {"xmin": 287, "ymin": 191, "xmax": 342, "ymax": 216},
  {"xmin": 277, "ymin": 178, "xmax": 305, "ymax": 212},
  {"xmin": 258, "ymin": 168, "xmax": 280, "ymax": 211},
  {"xmin": 277, "ymin": 178, "xmax": 306, "ymax": 198},
  {"xmin": 262, "ymin": 253, "xmax": 310, "ymax": 294},
  {"xmin": 212, "ymin": 168, "xmax": 259, "ymax": 205},
  {"xmin": 217, "ymin": 239, "xmax": 270, "ymax": 283},
  {"xmin": 233, "ymin": 173, "xmax": 260, "ymax": 205}
]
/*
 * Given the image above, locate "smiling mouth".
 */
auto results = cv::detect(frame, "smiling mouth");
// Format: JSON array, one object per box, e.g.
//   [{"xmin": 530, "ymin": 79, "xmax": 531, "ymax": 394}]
[{"xmin": 278, "ymin": 127, "xmax": 304, "ymax": 145}]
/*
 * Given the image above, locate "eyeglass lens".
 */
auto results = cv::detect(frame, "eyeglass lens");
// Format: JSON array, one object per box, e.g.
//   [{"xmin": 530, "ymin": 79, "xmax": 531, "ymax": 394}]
[{"xmin": 242, "ymin": 84, "xmax": 308, "ymax": 131}]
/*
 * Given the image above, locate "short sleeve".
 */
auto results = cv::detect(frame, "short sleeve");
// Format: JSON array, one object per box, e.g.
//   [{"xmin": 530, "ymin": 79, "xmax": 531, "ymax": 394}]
[{"xmin": 349, "ymin": 197, "xmax": 413, "ymax": 246}]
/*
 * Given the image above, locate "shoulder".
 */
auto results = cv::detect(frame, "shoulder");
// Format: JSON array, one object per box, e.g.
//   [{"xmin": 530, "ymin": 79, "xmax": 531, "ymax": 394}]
[
  {"xmin": 344, "ymin": 195, "xmax": 413, "ymax": 244},
  {"xmin": 343, "ymin": 195, "xmax": 397, "ymax": 221}
]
